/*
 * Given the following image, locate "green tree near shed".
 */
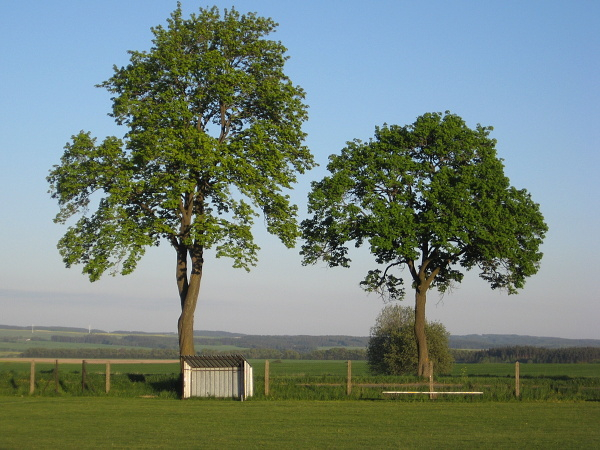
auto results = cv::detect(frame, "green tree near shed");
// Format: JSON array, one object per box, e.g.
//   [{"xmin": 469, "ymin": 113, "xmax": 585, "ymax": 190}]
[
  {"xmin": 301, "ymin": 112, "xmax": 547, "ymax": 377},
  {"xmin": 48, "ymin": 5, "xmax": 315, "ymax": 356},
  {"xmin": 368, "ymin": 304, "xmax": 452, "ymax": 376}
]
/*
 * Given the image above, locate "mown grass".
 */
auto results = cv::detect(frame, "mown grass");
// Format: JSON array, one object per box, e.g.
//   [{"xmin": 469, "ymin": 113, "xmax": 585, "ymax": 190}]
[{"xmin": 1, "ymin": 397, "xmax": 599, "ymax": 449}]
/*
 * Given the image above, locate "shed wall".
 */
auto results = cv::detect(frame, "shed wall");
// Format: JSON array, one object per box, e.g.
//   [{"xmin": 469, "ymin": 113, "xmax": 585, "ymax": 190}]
[
  {"xmin": 190, "ymin": 367, "xmax": 240, "ymax": 398},
  {"xmin": 183, "ymin": 360, "xmax": 253, "ymax": 399}
]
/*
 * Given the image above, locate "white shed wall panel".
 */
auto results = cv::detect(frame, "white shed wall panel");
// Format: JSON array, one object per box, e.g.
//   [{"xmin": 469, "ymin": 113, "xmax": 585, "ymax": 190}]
[
  {"xmin": 182, "ymin": 357, "xmax": 253, "ymax": 400},
  {"xmin": 190, "ymin": 368, "xmax": 240, "ymax": 398}
]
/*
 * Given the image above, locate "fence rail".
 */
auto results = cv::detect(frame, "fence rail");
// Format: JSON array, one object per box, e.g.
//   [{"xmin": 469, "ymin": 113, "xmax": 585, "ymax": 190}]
[
  {"xmin": 1, "ymin": 358, "xmax": 179, "ymax": 395},
  {"xmin": 2, "ymin": 358, "xmax": 592, "ymax": 400},
  {"xmin": 0, "ymin": 358, "xmax": 179, "ymax": 364}
]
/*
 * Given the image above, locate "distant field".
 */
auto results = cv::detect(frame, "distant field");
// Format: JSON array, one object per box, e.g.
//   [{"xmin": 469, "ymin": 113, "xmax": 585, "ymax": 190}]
[
  {"xmin": 0, "ymin": 327, "xmax": 244, "ymax": 357},
  {"xmin": 0, "ymin": 328, "xmax": 152, "ymax": 356},
  {"xmin": 258, "ymin": 360, "xmax": 600, "ymax": 378},
  {"xmin": 1, "ymin": 359, "xmax": 599, "ymax": 378},
  {"xmin": 0, "ymin": 360, "xmax": 180, "ymax": 375},
  {"xmin": 0, "ymin": 339, "xmax": 147, "ymax": 354},
  {"xmin": 1, "ymin": 398, "xmax": 598, "ymax": 448}
]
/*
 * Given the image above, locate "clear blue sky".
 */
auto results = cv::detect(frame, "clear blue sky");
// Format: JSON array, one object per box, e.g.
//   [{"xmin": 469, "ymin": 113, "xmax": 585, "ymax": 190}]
[{"xmin": 1, "ymin": 1, "xmax": 598, "ymax": 338}]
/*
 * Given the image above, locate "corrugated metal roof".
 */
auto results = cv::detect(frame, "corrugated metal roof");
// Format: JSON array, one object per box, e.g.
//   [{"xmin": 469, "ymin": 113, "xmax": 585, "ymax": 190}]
[{"xmin": 182, "ymin": 354, "xmax": 249, "ymax": 368}]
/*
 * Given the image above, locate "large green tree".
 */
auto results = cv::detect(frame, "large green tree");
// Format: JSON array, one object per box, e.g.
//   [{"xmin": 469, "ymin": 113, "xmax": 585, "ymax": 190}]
[
  {"xmin": 301, "ymin": 112, "xmax": 547, "ymax": 377},
  {"xmin": 48, "ymin": 5, "xmax": 315, "ymax": 356}
]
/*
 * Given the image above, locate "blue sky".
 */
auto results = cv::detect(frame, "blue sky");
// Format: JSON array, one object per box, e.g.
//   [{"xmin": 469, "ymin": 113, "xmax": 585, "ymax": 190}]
[{"xmin": 1, "ymin": 1, "xmax": 598, "ymax": 338}]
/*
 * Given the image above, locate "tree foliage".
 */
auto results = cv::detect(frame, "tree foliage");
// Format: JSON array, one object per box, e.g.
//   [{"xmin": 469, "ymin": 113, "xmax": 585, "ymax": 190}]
[
  {"xmin": 301, "ymin": 111, "xmax": 547, "ymax": 376},
  {"xmin": 48, "ymin": 4, "xmax": 314, "ymax": 356},
  {"xmin": 367, "ymin": 305, "xmax": 453, "ymax": 375},
  {"xmin": 452, "ymin": 346, "xmax": 600, "ymax": 364}
]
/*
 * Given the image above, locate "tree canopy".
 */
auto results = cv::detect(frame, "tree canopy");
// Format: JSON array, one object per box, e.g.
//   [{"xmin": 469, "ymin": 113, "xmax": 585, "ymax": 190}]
[
  {"xmin": 48, "ymin": 5, "xmax": 315, "ymax": 356},
  {"xmin": 301, "ymin": 111, "xmax": 547, "ymax": 376}
]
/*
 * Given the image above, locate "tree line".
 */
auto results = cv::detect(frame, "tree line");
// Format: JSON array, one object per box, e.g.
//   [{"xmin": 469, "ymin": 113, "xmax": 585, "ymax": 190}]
[
  {"xmin": 451, "ymin": 346, "xmax": 600, "ymax": 364},
  {"xmin": 48, "ymin": 333, "xmax": 368, "ymax": 353},
  {"xmin": 19, "ymin": 345, "xmax": 600, "ymax": 364},
  {"xmin": 50, "ymin": 334, "xmax": 178, "ymax": 349},
  {"xmin": 20, "ymin": 346, "xmax": 367, "ymax": 360},
  {"xmin": 21, "ymin": 347, "xmax": 180, "ymax": 359}
]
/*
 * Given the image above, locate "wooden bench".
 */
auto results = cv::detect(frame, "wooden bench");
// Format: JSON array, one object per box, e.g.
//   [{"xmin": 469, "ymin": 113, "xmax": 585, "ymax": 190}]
[{"xmin": 383, "ymin": 391, "xmax": 483, "ymax": 396}]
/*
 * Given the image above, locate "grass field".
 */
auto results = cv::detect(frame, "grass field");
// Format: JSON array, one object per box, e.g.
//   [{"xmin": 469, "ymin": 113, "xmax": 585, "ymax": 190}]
[
  {"xmin": 1, "ymin": 397, "xmax": 598, "ymax": 448},
  {"xmin": 1, "ymin": 360, "xmax": 599, "ymax": 447},
  {"xmin": 2, "ymin": 359, "xmax": 598, "ymax": 378},
  {"xmin": 1, "ymin": 359, "xmax": 599, "ymax": 402},
  {"xmin": 0, "ymin": 328, "xmax": 244, "ymax": 357},
  {"xmin": 253, "ymin": 360, "xmax": 600, "ymax": 378}
]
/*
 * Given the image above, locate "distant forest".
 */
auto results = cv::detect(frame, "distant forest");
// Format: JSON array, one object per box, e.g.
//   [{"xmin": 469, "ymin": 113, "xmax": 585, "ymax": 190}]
[
  {"xmin": 452, "ymin": 346, "xmax": 600, "ymax": 364},
  {"xmin": 19, "ymin": 344, "xmax": 600, "ymax": 364},
  {"xmin": 3, "ymin": 325, "xmax": 599, "ymax": 349}
]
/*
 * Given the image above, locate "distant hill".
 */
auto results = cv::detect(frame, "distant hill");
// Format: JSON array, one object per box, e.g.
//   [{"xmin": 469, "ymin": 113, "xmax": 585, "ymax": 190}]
[{"xmin": 2, "ymin": 325, "xmax": 599, "ymax": 350}]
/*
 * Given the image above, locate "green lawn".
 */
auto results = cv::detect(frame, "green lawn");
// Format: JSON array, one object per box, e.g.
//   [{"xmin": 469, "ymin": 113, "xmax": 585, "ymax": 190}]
[
  {"xmin": 3, "ymin": 359, "xmax": 599, "ymax": 379},
  {"xmin": 1, "ymin": 397, "xmax": 598, "ymax": 449}
]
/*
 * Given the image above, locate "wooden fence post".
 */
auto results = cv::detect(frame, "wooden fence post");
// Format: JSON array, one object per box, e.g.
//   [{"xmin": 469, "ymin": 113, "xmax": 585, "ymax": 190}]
[
  {"xmin": 264, "ymin": 360, "xmax": 270, "ymax": 396},
  {"xmin": 29, "ymin": 360, "xmax": 35, "ymax": 395},
  {"xmin": 347, "ymin": 360, "xmax": 352, "ymax": 396},
  {"xmin": 429, "ymin": 361, "xmax": 435, "ymax": 399},
  {"xmin": 54, "ymin": 360, "xmax": 59, "ymax": 393},
  {"xmin": 105, "ymin": 361, "xmax": 111, "ymax": 394},
  {"xmin": 515, "ymin": 361, "xmax": 520, "ymax": 398},
  {"xmin": 82, "ymin": 360, "xmax": 87, "ymax": 392}
]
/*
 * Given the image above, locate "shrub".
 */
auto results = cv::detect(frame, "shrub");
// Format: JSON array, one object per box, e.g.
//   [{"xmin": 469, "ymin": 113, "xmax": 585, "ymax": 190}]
[{"xmin": 367, "ymin": 305, "xmax": 453, "ymax": 375}]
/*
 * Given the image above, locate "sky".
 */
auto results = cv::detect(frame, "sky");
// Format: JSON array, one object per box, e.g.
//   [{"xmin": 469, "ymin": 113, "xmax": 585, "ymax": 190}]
[{"xmin": 1, "ymin": 1, "xmax": 599, "ymax": 339}]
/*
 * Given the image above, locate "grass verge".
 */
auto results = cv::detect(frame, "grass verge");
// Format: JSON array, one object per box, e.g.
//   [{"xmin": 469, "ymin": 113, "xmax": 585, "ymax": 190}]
[{"xmin": 1, "ymin": 397, "xmax": 599, "ymax": 449}]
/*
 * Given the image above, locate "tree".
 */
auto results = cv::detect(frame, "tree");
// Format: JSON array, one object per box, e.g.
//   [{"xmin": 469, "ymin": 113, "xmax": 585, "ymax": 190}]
[
  {"xmin": 368, "ymin": 304, "xmax": 452, "ymax": 376},
  {"xmin": 47, "ymin": 5, "xmax": 315, "ymax": 356},
  {"xmin": 301, "ymin": 112, "xmax": 547, "ymax": 377}
]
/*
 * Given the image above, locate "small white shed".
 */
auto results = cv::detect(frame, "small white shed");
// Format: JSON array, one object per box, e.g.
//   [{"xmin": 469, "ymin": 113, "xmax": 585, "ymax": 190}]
[{"xmin": 181, "ymin": 355, "xmax": 253, "ymax": 400}]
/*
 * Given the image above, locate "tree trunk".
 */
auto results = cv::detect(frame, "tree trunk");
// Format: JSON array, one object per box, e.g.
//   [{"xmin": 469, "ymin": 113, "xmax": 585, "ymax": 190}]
[
  {"xmin": 414, "ymin": 286, "xmax": 430, "ymax": 378},
  {"xmin": 178, "ymin": 270, "xmax": 201, "ymax": 356},
  {"xmin": 176, "ymin": 243, "xmax": 203, "ymax": 357}
]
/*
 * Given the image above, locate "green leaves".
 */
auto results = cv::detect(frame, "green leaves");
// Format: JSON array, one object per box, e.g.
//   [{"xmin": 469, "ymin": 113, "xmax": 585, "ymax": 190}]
[
  {"xmin": 49, "ymin": 5, "xmax": 314, "ymax": 281},
  {"xmin": 301, "ymin": 111, "xmax": 547, "ymax": 298},
  {"xmin": 367, "ymin": 304, "xmax": 453, "ymax": 375}
]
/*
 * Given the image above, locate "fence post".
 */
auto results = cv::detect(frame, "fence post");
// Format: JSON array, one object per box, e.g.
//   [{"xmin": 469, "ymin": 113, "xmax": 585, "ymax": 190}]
[
  {"xmin": 347, "ymin": 360, "xmax": 352, "ymax": 396},
  {"xmin": 105, "ymin": 361, "xmax": 111, "ymax": 394},
  {"xmin": 29, "ymin": 360, "xmax": 35, "ymax": 395},
  {"xmin": 54, "ymin": 360, "xmax": 59, "ymax": 393},
  {"xmin": 429, "ymin": 361, "xmax": 435, "ymax": 399},
  {"xmin": 515, "ymin": 361, "xmax": 520, "ymax": 398},
  {"xmin": 82, "ymin": 360, "xmax": 87, "ymax": 392},
  {"xmin": 264, "ymin": 360, "xmax": 270, "ymax": 396}
]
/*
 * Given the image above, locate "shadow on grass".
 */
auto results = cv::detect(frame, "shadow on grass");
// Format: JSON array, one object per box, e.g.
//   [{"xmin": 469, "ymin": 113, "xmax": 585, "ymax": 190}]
[
  {"xmin": 148, "ymin": 375, "xmax": 181, "ymax": 397},
  {"xmin": 127, "ymin": 374, "xmax": 146, "ymax": 383}
]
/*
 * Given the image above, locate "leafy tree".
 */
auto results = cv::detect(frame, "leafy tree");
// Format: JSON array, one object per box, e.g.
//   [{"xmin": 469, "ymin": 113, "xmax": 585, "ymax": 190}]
[
  {"xmin": 48, "ymin": 5, "xmax": 315, "ymax": 356},
  {"xmin": 301, "ymin": 112, "xmax": 547, "ymax": 376},
  {"xmin": 368, "ymin": 304, "xmax": 452, "ymax": 375}
]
